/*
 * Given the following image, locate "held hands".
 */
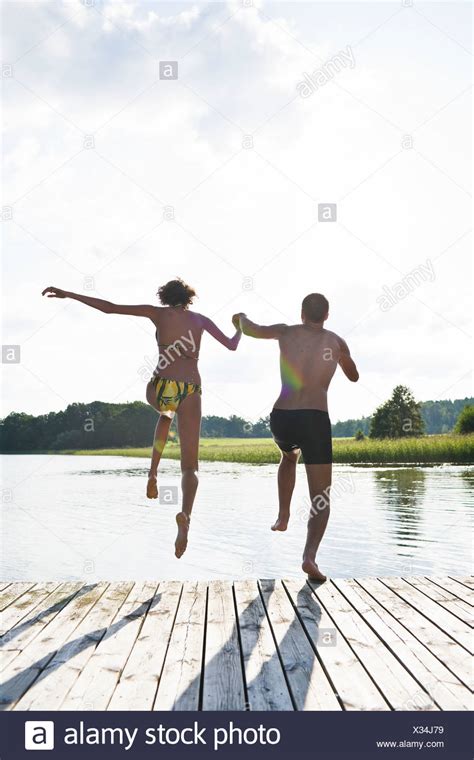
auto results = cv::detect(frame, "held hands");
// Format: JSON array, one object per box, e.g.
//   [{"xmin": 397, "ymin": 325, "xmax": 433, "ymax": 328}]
[
  {"xmin": 232, "ymin": 312, "xmax": 246, "ymax": 331},
  {"xmin": 42, "ymin": 286, "xmax": 67, "ymax": 299}
]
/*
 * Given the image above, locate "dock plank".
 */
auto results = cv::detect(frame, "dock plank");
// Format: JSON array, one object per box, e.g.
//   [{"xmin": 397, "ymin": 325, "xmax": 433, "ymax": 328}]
[
  {"xmin": 334, "ymin": 579, "xmax": 471, "ymax": 711},
  {"xmin": 61, "ymin": 582, "xmax": 158, "ymax": 711},
  {"xmin": 16, "ymin": 583, "xmax": 135, "ymax": 711},
  {"xmin": 111, "ymin": 581, "xmax": 182, "ymax": 711},
  {"xmin": 260, "ymin": 580, "xmax": 340, "ymax": 710},
  {"xmin": 381, "ymin": 578, "xmax": 472, "ymax": 652},
  {"xmin": 426, "ymin": 577, "xmax": 474, "ymax": 608},
  {"xmin": 405, "ymin": 577, "xmax": 473, "ymax": 627},
  {"xmin": 235, "ymin": 580, "xmax": 293, "ymax": 711},
  {"xmin": 0, "ymin": 583, "xmax": 85, "ymax": 672},
  {"xmin": 357, "ymin": 578, "xmax": 472, "ymax": 690},
  {"xmin": 0, "ymin": 583, "xmax": 106, "ymax": 709},
  {"xmin": 154, "ymin": 582, "xmax": 205, "ymax": 711},
  {"xmin": 109, "ymin": 581, "xmax": 182, "ymax": 711},
  {"xmin": 311, "ymin": 581, "xmax": 438, "ymax": 710},
  {"xmin": 452, "ymin": 577, "xmax": 474, "ymax": 590},
  {"xmin": 202, "ymin": 581, "xmax": 245, "ymax": 711},
  {"xmin": 0, "ymin": 583, "xmax": 60, "ymax": 636},
  {"xmin": 284, "ymin": 579, "xmax": 389, "ymax": 710},
  {"xmin": 0, "ymin": 583, "xmax": 35, "ymax": 613}
]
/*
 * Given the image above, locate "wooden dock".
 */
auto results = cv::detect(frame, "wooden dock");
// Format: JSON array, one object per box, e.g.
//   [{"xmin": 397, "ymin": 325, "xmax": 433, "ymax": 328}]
[{"xmin": 0, "ymin": 577, "xmax": 472, "ymax": 711}]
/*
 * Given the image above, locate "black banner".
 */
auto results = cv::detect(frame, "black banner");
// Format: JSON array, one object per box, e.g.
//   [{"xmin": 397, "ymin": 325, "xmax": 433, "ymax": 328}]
[{"xmin": 0, "ymin": 711, "xmax": 471, "ymax": 759}]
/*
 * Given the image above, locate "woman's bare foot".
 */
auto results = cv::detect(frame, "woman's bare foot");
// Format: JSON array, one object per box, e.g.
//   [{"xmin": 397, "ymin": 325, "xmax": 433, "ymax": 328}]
[
  {"xmin": 271, "ymin": 514, "xmax": 289, "ymax": 531},
  {"xmin": 147, "ymin": 475, "xmax": 158, "ymax": 499},
  {"xmin": 302, "ymin": 558, "xmax": 327, "ymax": 583},
  {"xmin": 175, "ymin": 512, "xmax": 189, "ymax": 558}
]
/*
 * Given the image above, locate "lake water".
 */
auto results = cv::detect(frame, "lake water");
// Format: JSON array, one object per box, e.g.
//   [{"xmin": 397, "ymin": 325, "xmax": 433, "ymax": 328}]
[{"xmin": 1, "ymin": 455, "xmax": 472, "ymax": 580}]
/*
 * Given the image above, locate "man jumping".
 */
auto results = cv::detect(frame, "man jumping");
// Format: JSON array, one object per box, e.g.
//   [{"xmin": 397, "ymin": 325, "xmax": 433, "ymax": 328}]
[{"xmin": 234, "ymin": 294, "xmax": 359, "ymax": 582}]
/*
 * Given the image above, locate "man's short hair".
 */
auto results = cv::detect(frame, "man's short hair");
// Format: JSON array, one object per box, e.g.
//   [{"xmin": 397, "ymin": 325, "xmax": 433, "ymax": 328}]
[{"xmin": 302, "ymin": 293, "xmax": 329, "ymax": 322}]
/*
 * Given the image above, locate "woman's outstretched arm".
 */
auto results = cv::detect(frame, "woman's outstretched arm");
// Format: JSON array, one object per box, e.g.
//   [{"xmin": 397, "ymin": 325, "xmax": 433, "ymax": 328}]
[
  {"xmin": 42, "ymin": 287, "xmax": 157, "ymax": 318},
  {"xmin": 201, "ymin": 315, "xmax": 242, "ymax": 350}
]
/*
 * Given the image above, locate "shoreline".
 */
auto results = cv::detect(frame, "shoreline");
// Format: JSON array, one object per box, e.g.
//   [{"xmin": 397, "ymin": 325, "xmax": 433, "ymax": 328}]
[{"xmin": 2, "ymin": 433, "xmax": 473, "ymax": 465}]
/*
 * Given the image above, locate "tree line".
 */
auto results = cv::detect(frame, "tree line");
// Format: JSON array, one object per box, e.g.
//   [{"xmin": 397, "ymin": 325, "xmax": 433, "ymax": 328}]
[
  {"xmin": 333, "ymin": 394, "xmax": 473, "ymax": 437},
  {"xmin": 0, "ymin": 403, "xmax": 272, "ymax": 452},
  {"xmin": 1, "ymin": 392, "xmax": 472, "ymax": 452}
]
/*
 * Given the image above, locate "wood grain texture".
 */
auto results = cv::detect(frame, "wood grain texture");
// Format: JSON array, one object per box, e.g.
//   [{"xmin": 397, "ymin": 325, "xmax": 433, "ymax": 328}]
[
  {"xmin": 202, "ymin": 581, "xmax": 245, "ymax": 711},
  {"xmin": 1, "ymin": 577, "xmax": 471, "ymax": 711}
]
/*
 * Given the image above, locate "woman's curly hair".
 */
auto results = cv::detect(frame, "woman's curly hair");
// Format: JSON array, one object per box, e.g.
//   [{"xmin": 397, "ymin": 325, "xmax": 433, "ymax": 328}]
[{"xmin": 157, "ymin": 278, "xmax": 197, "ymax": 308}]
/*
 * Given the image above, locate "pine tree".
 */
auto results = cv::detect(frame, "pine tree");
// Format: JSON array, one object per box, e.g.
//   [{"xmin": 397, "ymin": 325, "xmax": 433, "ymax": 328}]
[{"xmin": 370, "ymin": 385, "xmax": 424, "ymax": 439}]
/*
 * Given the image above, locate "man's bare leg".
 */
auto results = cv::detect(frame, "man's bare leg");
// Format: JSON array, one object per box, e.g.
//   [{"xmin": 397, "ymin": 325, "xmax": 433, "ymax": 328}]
[
  {"xmin": 272, "ymin": 449, "xmax": 300, "ymax": 531},
  {"xmin": 301, "ymin": 463, "xmax": 332, "ymax": 582},
  {"xmin": 147, "ymin": 414, "xmax": 172, "ymax": 499},
  {"xmin": 174, "ymin": 393, "xmax": 201, "ymax": 558}
]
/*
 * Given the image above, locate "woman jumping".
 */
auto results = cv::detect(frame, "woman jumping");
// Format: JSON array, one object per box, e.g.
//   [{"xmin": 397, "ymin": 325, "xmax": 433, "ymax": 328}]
[{"xmin": 42, "ymin": 278, "xmax": 242, "ymax": 558}]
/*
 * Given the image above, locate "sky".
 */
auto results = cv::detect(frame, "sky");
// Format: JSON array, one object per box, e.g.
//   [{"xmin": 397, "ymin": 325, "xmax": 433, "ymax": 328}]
[{"xmin": 1, "ymin": 0, "xmax": 472, "ymax": 424}]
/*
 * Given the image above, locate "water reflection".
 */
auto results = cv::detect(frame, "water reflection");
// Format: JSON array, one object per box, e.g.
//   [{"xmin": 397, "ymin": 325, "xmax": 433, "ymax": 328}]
[
  {"xmin": 460, "ymin": 468, "xmax": 474, "ymax": 489},
  {"xmin": 374, "ymin": 469, "xmax": 426, "ymax": 547}
]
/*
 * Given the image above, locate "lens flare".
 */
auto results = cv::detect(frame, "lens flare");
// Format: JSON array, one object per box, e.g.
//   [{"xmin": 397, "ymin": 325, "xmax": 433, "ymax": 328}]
[{"xmin": 280, "ymin": 357, "xmax": 304, "ymax": 395}]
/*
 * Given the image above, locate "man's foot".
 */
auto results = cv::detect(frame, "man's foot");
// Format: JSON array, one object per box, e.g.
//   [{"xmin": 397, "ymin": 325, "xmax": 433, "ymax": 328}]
[
  {"xmin": 302, "ymin": 558, "xmax": 327, "ymax": 583},
  {"xmin": 271, "ymin": 514, "xmax": 289, "ymax": 531},
  {"xmin": 147, "ymin": 475, "xmax": 158, "ymax": 499},
  {"xmin": 175, "ymin": 512, "xmax": 189, "ymax": 558}
]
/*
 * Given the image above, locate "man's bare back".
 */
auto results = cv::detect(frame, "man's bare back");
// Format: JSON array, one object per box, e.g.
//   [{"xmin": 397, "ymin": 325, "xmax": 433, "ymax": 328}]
[{"xmin": 275, "ymin": 324, "xmax": 345, "ymax": 411}]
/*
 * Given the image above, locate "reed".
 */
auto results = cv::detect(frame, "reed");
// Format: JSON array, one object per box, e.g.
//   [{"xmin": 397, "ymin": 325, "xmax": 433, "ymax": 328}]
[{"xmin": 64, "ymin": 433, "xmax": 474, "ymax": 465}]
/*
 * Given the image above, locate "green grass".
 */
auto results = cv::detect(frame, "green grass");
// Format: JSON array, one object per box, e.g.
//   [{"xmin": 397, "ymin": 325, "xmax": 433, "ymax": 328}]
[{"xmin": 62, "ymin": 433, "xmax": 474, "ymax": 465}]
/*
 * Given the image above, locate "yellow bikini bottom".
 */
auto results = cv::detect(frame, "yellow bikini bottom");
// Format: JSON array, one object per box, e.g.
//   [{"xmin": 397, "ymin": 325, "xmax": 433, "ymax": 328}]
[{"xmin": 151, "ymin": 375, "xmax": 202, "ymax": 416}]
